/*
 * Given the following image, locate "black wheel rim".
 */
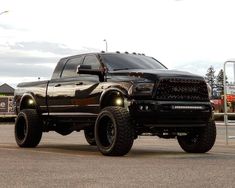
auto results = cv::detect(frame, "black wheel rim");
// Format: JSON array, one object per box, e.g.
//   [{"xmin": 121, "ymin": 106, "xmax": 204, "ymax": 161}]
[
  {"xmin": 16, "ymin": 116, "xmax": 27, "ymax": 141},
  {"xmin": 97, "ymin": 115, "xmax": 116, "ymax": 148},
  {"xmin": 106, "ymin": 120, "xmax": 115, "ymax": 144},
  {"xmin": 184, "ymin": 133, "xmax": 200, "ymax": 145}
]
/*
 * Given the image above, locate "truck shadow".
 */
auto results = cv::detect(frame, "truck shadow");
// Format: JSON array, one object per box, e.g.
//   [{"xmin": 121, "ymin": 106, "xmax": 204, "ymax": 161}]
[
  {"xmin": 129, "ymin": 149, "xmax": 217, "ymax": 159},
  {"xmin": 38, "ymin": 144, "xmax": 99, "ymax": 156},
  {"xmin": 36, "ymin": 144, "xmax": 218, "ymax": 159}
]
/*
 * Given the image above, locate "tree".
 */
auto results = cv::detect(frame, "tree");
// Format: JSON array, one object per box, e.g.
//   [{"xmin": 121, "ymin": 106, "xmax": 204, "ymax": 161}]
[
  {"xmin": 216, "ymin": 69, "xmax": 224, "ymax": 97},
  {"xmin": 216, "ymin": 69, "xmax": 228, "ymax": 97},
  {"xmin": 205, "ymin": 66, "xmax": 216, "ymax": 97}
]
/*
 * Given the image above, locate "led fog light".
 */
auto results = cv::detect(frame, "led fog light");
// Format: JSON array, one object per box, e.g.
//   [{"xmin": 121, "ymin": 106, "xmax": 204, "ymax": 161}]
[{"xmin": 172, "ymin": 105, "xmax": 205, "ymax": 110}]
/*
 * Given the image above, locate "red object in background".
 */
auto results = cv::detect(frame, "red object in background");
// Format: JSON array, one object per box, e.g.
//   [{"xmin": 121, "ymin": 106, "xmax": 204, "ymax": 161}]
[
  {"xmin": 227, "ymin": 95, "xmax": 235, "ymax": 102},
  {"xmin": 211, "ymin": 96, "xmax": 235, "ymax": 113},
  {"xmin": 211, "ymin": 99, "xmax": 222, "ymax": 105}
]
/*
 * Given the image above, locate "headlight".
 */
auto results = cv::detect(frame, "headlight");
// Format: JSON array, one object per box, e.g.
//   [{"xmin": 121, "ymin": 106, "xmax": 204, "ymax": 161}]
[
  {"xmin": 129, "ymin": 83, "xmax": 155, "ymax": 96},
  {"xmin": 206, "ymin": 83, "xmax": 212, "ymax": 99}
]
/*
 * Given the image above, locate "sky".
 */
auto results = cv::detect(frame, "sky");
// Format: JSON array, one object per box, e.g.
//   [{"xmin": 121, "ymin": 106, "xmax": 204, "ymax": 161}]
[{"xmin": 1, "ymin": 0, "xmax": 235, "ymax": 87}]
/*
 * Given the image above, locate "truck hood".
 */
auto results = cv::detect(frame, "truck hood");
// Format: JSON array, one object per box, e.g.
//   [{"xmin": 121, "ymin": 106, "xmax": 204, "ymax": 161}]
[{"xmin": 109, "ymin": 69, "xmax": 204, "ymax": 82}]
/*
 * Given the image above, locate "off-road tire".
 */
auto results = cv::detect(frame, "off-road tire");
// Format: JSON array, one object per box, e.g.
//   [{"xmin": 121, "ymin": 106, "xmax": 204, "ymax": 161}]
[
  {"xmin": 84, "ymin": 128, "xmax": 96, "ymax": 146},
  {"xmin": 15, "ymin": 109, "xmax": 42, "ymax": 147},
  {"xmin": 177, "ymin": 121, "xmax": 216, "ymax": 153},
  {"xmin": 95, "ymin": 106, "xmax": 134, "ymax": 156}
]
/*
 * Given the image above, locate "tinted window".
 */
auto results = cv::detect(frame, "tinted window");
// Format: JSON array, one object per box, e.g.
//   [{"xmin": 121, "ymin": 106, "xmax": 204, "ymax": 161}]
[
  {"xmin": 82, "ymin": 55, "xmax": 101, "ymax": 69},
  {"xmin": 51, "ymin": 58, "xmax": 67, "ymax": 79},
  {"xmin": 78, "ymin": 55, "xmax": 101, "ymax": 81},
  {"xmin": 100, "ymin": 54, "xmax": 167, "ymax": 71},
  {"xmin": 61, "ymin": 56, "xmax": 84, "ymax": 78}
]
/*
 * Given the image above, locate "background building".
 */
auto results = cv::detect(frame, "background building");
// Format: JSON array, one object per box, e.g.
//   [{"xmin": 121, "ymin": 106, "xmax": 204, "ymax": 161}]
[
  {"xmin": 0, "ymin": 83, "xmax": 15, "ymax": 118},
  {"xmin": 0, "ymin": 83, "xmax": 15, "ymax": 96}
]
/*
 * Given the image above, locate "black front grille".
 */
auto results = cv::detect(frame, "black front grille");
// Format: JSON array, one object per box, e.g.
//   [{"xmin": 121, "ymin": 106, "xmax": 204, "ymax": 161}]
[{"xmin": 155, "ymin": 78, "xmax": 209, "ymax": 101}]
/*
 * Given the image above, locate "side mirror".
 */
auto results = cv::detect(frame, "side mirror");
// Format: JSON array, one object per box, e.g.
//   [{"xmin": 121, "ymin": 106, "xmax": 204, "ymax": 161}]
[{"xmin": 77, "ymin": 65, "xmax": 103, "ymax": 76}]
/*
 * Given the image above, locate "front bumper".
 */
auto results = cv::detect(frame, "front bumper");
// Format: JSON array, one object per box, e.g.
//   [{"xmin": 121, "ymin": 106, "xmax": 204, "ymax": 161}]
[{"xmin": 128, "ymin": 100, "xmax": 212, "ymax": 127}]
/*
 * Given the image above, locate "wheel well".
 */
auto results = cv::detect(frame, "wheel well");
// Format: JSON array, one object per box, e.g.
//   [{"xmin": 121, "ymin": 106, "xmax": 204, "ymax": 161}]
[
  {"xmin": 100, "ymin": 91, "xmax": 124, "ymax": 109},
  {"xmin": 20, "ymin": 96, "xmax": 36, "ymax": 111}
]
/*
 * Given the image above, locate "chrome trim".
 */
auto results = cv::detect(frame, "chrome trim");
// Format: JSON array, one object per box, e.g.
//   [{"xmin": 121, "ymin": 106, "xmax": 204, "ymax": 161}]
[
  {"xmin": 48, "ymin": 105, "xmax": 77, "ymax": 108},
  {"xmin": 42, "ymin": 112, "xmax": 97, "ymax": 116},
  {"xmin": 87, "ymin": 104, "xmax": 99, "ymax": 107},
  {"xmin": 48, "ymin": 104, "xmax": 99, "ymax": 108}
]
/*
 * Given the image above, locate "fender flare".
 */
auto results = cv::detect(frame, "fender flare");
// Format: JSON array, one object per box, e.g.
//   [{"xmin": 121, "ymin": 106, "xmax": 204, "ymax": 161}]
[
  {"xmin": 99, "ymin": 87, "xmax": 128, "ymax": 109},
  {"xmin": 19, "ymin": 93, "xmax": 40, "ymax": 113}
]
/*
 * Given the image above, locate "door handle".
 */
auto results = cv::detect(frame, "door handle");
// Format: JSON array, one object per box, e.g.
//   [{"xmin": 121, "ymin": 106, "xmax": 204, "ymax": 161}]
[
  {"xmin": 75, "ymin": 82, "xmax": 83, "ymax": 86},
  {"xmin": 55, "ymin": 84, "xmax": 61, "ymax": 87}
]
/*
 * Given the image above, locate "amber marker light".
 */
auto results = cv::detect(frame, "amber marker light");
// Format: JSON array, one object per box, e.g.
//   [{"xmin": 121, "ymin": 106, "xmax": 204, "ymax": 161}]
[
  {"xmin": 115, "ymin": 98, "xmax": 123, "ymax": 106},
  {"xmin": 28, "ymin": 99, "xmax": 34, "ymax": 105}
]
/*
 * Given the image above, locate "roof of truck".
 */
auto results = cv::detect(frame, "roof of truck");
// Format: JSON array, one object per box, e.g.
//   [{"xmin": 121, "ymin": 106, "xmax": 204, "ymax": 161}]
[{"xmin": 60, "ymin": 51, "xmax": 148, "ymax": 60}]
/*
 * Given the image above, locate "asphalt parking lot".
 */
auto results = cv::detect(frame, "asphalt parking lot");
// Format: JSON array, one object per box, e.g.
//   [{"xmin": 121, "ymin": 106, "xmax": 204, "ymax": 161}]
[{"xmin": 0, "ymin": 122, "xmax": 235, "ymax": 188}]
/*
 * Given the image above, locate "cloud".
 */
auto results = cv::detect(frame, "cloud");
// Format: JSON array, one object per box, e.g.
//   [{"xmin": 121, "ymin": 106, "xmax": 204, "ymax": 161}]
[
  {"xmin": 0, "ymin": 24, "xmax": 14, "ymax": 30},
  {"xmin": 0, "ymin": 41, "xmax": 84, "ymax": 66},
  {"xmin": 0, "ymin": 40, "xmax": 102, "ymax": 86},
  {"xmin": 0, "ymin": 54, "xmax": 58, "ymax": 64},
  {"xmin": 0, "ymin": 63, "xmax": 55, "ymax": 77},
  {"xmin": 172, "ymin": 61, "xmax": 225, "ymax": 77},
  {"xmin": 9, "ymin": 41, "xmax": 80, "ymax": 55},
  {"xmin": 0, "ymin": 41, "xmax": 74, "ymax": 85},
  {"xmin": 0, "ymin": 76, "xmax": 51, "ymax": 88},
  {"xmin": 0, "ymin": 24, "xmax": 27, "ymax": 31}
]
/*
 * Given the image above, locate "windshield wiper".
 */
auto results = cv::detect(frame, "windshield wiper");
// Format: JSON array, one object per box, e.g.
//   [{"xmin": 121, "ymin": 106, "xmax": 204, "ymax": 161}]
[{"xmin": 113, "ymin": 68, "xmax": 130, "ymax": 71}]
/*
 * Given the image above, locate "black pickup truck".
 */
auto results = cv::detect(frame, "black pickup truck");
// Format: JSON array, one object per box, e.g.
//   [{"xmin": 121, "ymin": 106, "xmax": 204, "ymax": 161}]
[{"xmin": 14, "ymin": 52, "xmax": 216, "ymax": 156}]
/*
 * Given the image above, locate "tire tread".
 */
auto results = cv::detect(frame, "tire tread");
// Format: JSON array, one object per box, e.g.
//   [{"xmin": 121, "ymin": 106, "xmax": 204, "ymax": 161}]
[
  {"xmin": 178, "ymin": 121, "xmax": 216, "ymax": 153},
  {"xmin": 15, "ymin": 109, "xmax": 42, "ymax": 147},
  {"xmin": 95, "ymin": 106, "xmax": 134, "ymax": 156}
]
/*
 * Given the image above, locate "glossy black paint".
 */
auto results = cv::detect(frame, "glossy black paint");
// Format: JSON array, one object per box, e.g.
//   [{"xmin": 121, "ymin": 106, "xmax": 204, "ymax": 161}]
[
  {"xmin": 15, "ymin": 80, "xmax": 49, "ymax": 114},
  {"xmin": 15, "ymin": 52, "xmax": 212, "ymax": 131}
]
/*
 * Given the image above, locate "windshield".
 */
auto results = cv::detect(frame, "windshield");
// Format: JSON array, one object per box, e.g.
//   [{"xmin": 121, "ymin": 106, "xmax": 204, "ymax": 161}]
[{"xmin": 100, "ymin": 54, "xmax": 167, "ymax": 71}]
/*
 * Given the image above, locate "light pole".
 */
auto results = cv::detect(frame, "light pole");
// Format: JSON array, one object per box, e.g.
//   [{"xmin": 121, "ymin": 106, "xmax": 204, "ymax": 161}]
[
  {"xmin": 103, "ymin": 39, "xmax": 108, "ymax": 52},
  {"xmin": 0, "ymin": 11, "xmax": 9, "ymax": 16}
]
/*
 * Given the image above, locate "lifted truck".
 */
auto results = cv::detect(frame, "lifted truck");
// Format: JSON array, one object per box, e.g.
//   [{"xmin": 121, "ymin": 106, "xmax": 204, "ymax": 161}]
[{"xmin": 14, "ymin": 52, "xmax": 216, "ymax": 156}]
